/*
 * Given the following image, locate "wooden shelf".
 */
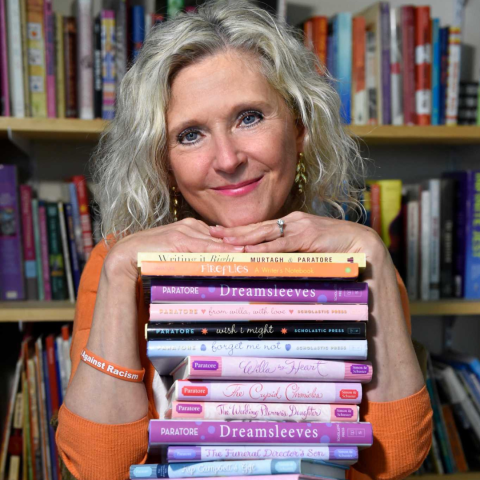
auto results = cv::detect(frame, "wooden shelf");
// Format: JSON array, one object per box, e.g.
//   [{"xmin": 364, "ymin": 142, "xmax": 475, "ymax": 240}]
[
  {"xmin": 1, "ymin": 300, "xmax": 480, "ymax": 322},
  {"xmin": 0, "ymin": 117, "xmax": 479, "ymax": 144},
  {"xmin": 0, "ymin": 301, "xmax": 75, "ymax": 322}
]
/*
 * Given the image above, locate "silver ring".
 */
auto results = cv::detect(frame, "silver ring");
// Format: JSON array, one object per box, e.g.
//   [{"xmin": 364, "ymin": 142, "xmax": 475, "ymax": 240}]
[{"xmin": 277, "ymin": 219, "xmax": 285, "ymax": 236}]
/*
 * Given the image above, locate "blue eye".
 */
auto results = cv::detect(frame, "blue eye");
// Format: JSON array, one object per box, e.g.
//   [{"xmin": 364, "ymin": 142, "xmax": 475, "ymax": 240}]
[
  {"xmin": 178, "ymin": 129, "xmax": 200, "ymax": 145},
  {"xmin": 243, "ymin": 114, "xmax": 257, "ymax": 125},
  {"xmin": 239, "ymin": 111, "xmax": 263, "ymax": 127},
  {"xmin": 185, "ymin": 132, "xmax": 198, "ymax": 142}
]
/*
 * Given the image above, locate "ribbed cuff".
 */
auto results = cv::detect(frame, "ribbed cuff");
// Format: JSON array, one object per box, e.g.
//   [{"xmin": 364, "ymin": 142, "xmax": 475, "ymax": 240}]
[{"xmin": 56, "ymin": 405, "xmax": 149, "ymax": 480}]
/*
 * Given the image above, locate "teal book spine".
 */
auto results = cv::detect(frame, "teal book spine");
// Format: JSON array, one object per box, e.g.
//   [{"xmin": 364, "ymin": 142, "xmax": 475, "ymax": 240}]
[
  {"xmin": 46, "ymin": 202, "xmax": 66, "ymax": 300},
  {"xmin": 334, "ymin": 12, "xmax": 352, "ymax": 124},
  {"xmin": 32, "ymin": 198, "xmax": 45, "ymax": 300},
  {"xmin": 431, "ymin": 18, "xmax": 441, "ymax": 125}
]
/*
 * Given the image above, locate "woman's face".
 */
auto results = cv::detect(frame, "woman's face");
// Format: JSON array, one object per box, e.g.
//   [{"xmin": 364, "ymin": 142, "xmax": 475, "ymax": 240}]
[{"xmin": 167, "ymin": 51, "xmax": 304, "ymax": 227}]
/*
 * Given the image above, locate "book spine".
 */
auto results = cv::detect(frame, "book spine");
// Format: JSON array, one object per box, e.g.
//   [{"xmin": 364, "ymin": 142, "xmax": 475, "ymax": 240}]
[
  {"xmin": 390, "ymin": 7, "xmax": 402, "ymax": 125},
  {"xmin": 149, "ymin": 303, "xmax": 368, "ymax": 322},
  {"xmin": 303, "ymin": 19, "xmax": 313, "ymax": 50},
  {"xmin": 76, "ymin": 0, "xmax": 93, "ymax": 119},
  {"xmin": 63, "ymin": 16, "xmax": 77, "ymax": 118},
  {"xmin": 149, "ymin": 340, "xmax": 368, "ymax": 371},
  {"xmin": 439, "ymin": 27, "xmax": 449, "ymax": 125},
  {"xmin": 431, "ymin": 18, "xmax": 440, "ymax": 125},
  {"xmin": 172, "ymin": 356, "xmax": 372, "ymax": 383},
  {"xmin": 26, "ymin": 0, "xmax": 47, "ymax": 117},
  {"xmin": 57, "ymin": 202, "xmax": 75, "ymax": 303},
  {"xmin": 414, "ymin": 6, "xmax": 431, "ymax": 125},
  {"xmin": 132, "ymin": 5, "xmax": 144, "ymax": 61},
  {"xmin": 380, "ymin": 2, "xmax": 391, "ymax": 125},
  {"xmin": 72, "ymin": 175, "xmax": 93, "ymax": 260},
  {"xmin": 465, "ymin": 171, "xmax": 480, "ymax": 299},
  {"xmin": 149, "ymin": 420, "xmax": 373, "ymax": 446},
  {"xmin": 429, "ymin": 179, "xmax": 441, "ymax": 300},
  {"xmin": 167, "ymin": 401, "xmax": 359, "ymax": 423},
  {"xmin": 0, "ymin": 0, "xmax": 10, "ymax": 116},
  {"xmin": 0, "ymin": 166, "xmax": 24, "ymax": 300},
  {"xmin": 101, "ymin": 9, "xmax": 116, "ymax": 120},
  {"xmin": 420, "ymin": 188, "xmax": 431, "ymax": 301},
  {"xmin": 31, "ymin": 199, "xmax": 44, "ymax": 300},
  {"xmin": 6, "ymin": 0, "xmax": 25, "ymax": 117},
  {"xmin": 441, "ymin": 404, "xmax": 469, "ymax": 472},
  {"xmin": 312, "ymin": 16, "xmax": 327, "ymax": 68},
  {"xmin": 44, "ymin": 0, "xmax": 56, "ymax": 117},
  {"xmin": 406, "ymin": 189, "xmax": 419, "ymax": 300},
  {"xmin": 93, "ymin": 16, "xmax": 102, "ymax": 118},
  {"xmin": 45, "ymin": 202, "xmax": 66, "ymax": 300},
  {"xmin": 20, "ymin": 185, "xmax": 38, "ymax": 300},
  {"xmin": 26, "ymin": 358, "xmax": 42, "ymax": 480},
  {"xmin": 19, "ymin": 0, "xmax": 30, "ymax": 116},
  {"xmin": 167, "ymin": 446, "xmax": 359, "ymax": 463},
  {"xmin": 55, "ymin": 12, "xmax": 65, "ymax": 118},
  {"xmin": 115, "ymin": 0, "xmax": 127, "ymax": 89},
  {"xmin": 365, "ymin": 30, "xmax": 377, "ymax": 125},
  {"xmin": 139, "ymin": 252, "xmax": 366, "ymax": 268},
  {"xmin": 150, "ymin": 279, "xmax": 368, "ymax": 304},
  {"xmin": 148, "ymin": 321, "xmax": 367, "ymax": 340},
  {"xmin": 335, "ymin": 13, "xmax": 352, "ymax": 124},
  {"xmin": 68, "ymin": 182, "xmax": 85, "ymax": 268},
  {"xmin": 352, "ymin": 16, "xmax": 366, "ymax": 125},
  {"xmin": 440, "ymin": 179, "xmax": 455, "ymax": 297},
  {"xmin": 142, "ymin": 261, "xmax": 358, "ymax": 280},
  {"xmin": 38, "ymin": 202, "xmax": 52, "ymax": 300},
  {"xmin": 401, "ymin": 6, "xmax": 415, "ymax": 125},
  {"xmin": 65, "ymin": 203, "xmax": 81, "ymax": 296}
]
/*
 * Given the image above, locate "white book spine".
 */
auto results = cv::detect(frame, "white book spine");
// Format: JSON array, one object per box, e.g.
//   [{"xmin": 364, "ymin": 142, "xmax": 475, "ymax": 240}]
[
  {"xmin": 390, "ymin": 7, "xmax": 403, "ymax": 125},
  {"xmin": 429, "ymin": 180, "xmax": 441, "ymax": 300},
  {"xmin": 76, "ymin": 0, "xmax": 94, "ymax": 119},
  {"xmin": 6, "ymin": 0, "xmax": 25, "ymax": 117},
  {"xmin": 57, "ymin": 202, "xmax": 75, "ymax": 303},
  {"xmin": 406, "ymin": 198, "xmax": 419, "ymax": 300},
  {"xmin": 420, "ymin": 189, "xmax": 431, "ymax": 301}
]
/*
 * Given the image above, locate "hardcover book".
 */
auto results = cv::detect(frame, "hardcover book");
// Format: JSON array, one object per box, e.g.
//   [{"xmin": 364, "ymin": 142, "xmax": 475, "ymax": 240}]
[
  {"xmin": 166, "ymin": 380, "xmax": 363, "ymax": 404},
  {"xmin": 149, "ymin": 279, "xmax": 368, "ymax": 304},
  {"xmin": 148, "ymin": 304, "xmax": 369, "ymax": 322},
  {"xmin": 147, "ymin": 322, "xmax": 367, "ymax": 341},
  {"xmin": 166, "ymin": 446, "xmax": 359, "ymax": 464},
  {"xmin": 148, "ymin": 340, "xmax": 368, "ymax": 374},
  {"xmin": 149, "ymin": 420, "xmax": 373, "ymax": 447},
  {"xmin": 170, "ymin": 356, "xmax": 373, "ymax": 383},
  {"xmin": 166, "ymin": 401, "xmax": 359, "ymax": 423}
]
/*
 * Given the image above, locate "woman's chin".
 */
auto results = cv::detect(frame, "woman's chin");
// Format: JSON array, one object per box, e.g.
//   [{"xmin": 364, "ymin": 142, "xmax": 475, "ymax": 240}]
[{"xmin": 210, "ymin": 208, "xmax": 273, "ymax": 228}]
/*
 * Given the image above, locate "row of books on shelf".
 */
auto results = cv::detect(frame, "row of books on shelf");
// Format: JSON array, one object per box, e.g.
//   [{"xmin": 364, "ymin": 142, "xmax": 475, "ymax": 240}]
[
  {"xmin": 0, "ymin": 164, "xmax": 98, "ymax": 302},
  {"xmin": 303, "ymin": 0, "xmax": 480, "ymax": 126},
  {"xmin": 416, "ymin": 350, "xmax": 480, "ymax": 475},
  {"xmin": 364, "ymin": 172, "xmax": 480, "ymax": 300},
  {"xmin": 0, "ymin": 325, "xmax": 71, "ymax": 480}
]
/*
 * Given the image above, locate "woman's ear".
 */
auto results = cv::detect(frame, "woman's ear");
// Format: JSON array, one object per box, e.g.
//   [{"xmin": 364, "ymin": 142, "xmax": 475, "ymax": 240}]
[{"xmin": 295, "ymin": 119, "xmax": 306, "ymax": 153}]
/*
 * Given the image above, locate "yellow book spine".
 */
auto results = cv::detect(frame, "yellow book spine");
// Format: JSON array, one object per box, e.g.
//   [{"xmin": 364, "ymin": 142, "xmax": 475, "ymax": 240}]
[
  {"xmin": 55, "ymin": 12, "xmax": 65, "ymax": 118},
  {"xmin": 137, "ymin": 252, "xmax": 366, "ymax": 269},
  {"xmin": 26, "ymin": 0, "xmax": 47, "ymax": 117},
  {"xmin": 376, "ymin": 179, "xmax": 402, "ymax": 249}
]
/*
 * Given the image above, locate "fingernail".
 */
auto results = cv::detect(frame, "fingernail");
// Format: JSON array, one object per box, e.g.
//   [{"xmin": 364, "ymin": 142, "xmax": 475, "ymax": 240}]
[{"xmin": 233, "ymin": 246, "xmax": 244, "ymax": 252}]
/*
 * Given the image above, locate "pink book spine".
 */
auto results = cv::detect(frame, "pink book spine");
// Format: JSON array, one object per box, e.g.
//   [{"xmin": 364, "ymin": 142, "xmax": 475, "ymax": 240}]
[
  {"xmin": 0, "ymin": 0, "xmax": 10, "ymax": 116},
  {"xmin": 150, "ymin": 303, "xmax": 368, "ymax": 321},
  {"xmin": 20, "ymin": 186, "xmax": 35, "ymax": 261},
  {"xmin": 44, "ymin": 0, "xmax": 56, "ymax": 117},
  {"xmin": 167, "ymin": 401, "xmax": 359, "ymax": 422},
  {"xmin": 168, "ymin": 380, "xmax": 362, "ymax": 404},
  {"xmin": 38, "ymin": 203, "xmax": 52, "ymax": 300},
  {"xmin": 171, "ymin": 356, "xmax": 373, "ymax": 383}
]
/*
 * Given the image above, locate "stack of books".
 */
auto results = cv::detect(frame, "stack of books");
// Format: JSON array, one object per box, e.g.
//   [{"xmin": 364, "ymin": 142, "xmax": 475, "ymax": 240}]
[{"xmin": 131, "ymin": 252, "xmax": 374, "ymax": 479}]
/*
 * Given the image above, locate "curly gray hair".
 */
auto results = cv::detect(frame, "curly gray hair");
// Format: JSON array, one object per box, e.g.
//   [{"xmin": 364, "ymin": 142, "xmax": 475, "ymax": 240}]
[{"xmin": 92, "ymin": 0, "xmax": 365, "ymax": 239}]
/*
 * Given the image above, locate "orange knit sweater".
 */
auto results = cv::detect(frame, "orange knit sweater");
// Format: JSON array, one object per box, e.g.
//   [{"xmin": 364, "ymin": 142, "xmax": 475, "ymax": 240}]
[{"xmin": 56, "ymin": 241, "xmax": 433, "ymax": 480}]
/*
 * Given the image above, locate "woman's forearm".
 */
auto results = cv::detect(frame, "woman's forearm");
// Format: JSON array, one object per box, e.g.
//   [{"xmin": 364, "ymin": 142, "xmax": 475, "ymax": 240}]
[
  {"xmin": 64, "ymin": 264, "xmax": 148, "ymax": 424},
  {"xmin": 364, "ymin": 250, "xmax": 425, "ymax": 401}
]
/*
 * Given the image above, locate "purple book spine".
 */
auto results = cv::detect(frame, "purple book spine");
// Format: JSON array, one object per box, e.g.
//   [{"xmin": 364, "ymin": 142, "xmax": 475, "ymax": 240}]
[
  {"xmin": 150, "ymin": 280, "xmax": 368, "ymax": 304},
  {"xmin": 149, "ymin": 420, "xmax": 373, "ymax": 446},
  {"xmin": 44, "ymin": 0, "xmax": 56, "ymax": 118},
  {"xmin": 0, "ymin": 165, "xmax": 24, "ymax": 300},
  {"xmin": 380, "ymin": 2, "xmax": 391, "ymax": 124}
]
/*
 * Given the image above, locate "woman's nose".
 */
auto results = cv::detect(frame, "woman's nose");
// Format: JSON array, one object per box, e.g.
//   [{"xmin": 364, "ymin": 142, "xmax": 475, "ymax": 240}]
[{"xmin": 211, "ymin": 134, "xmax": 248, "ymax": 174}]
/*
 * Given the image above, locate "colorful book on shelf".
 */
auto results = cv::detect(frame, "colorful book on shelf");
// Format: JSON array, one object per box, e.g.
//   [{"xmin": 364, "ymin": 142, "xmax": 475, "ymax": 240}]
[
  {"xmin": 20, "ymin": 185, "xmax": 38, "ymax": 300},
  {"xmin": 44, "ymin": 0, "xmax": 56, "ymax": 118},
  {"xmin": 148, "ymin": 304, "xmax": 368, "ymax": 322},
  {"xmin": 166, "ymin": 446, "xmax": 359, "ymax": 464},
  {"xmin": 414, "ymin": 6, "xmax": 431, "ymax": 125},
  {"xmin": 147, "ymin": 322, "xmax": 367, "ymax": 341},
  {"xmin": 148, "ymin": 339, "xmax": 368, "ymax": 374},
  {"xmin": 130, "ymin": 459, "xmax": 348, "ymax": 479},
  {"xmin": 390, "ymin": 7, "xmax": 402, "ymax": 125},
  {"xmin": 38, "ymin": 201, "xmax": 52, "ymax": 301},
  {"xmin": 71, "ymin": 175, "xmax": 93, "ymax": 260},
  {"xmin": 64, "ymin": 16, "xmax": 77, "ymax": 118},
  {"xmin": 55, "ymin": 12, "xmax": 65, "ymax": 117},
  {"xmin": 148, "ymin": 279, "xmax": 368, "ymax": 304},
  {"xmin": 131, "ymin": 5, "xmax": 144, "ymax": 61},
  {"xmin": 101, "ymin": 9, "xmax": 116, "ymax": 120},
  {"xmin": 32, "ymin": 198, "xmax": 45, "ymax": 300},
  {"xmin": 141, "ymin": 262, "xmax": 358, "ymax": 280},
  {"xmin": 166, "ymin": 380, "xmax": 362, "ymax": 404},
  {"xmin": 148, "ymin": 420, "xmax": 373, "ymax": 447},
  {"xmin": 352, "ymin": 15, "xmax": 366, "ymax": 125},
  {"xmin": 311, "ymin": 16, "xmax": 327, "ymax": 69},
  {"xmin": 45, "ymin": 202, "xmax": 66, "ymax": 300},
  {"xmin": 0, "ymin": 0, "xmax": 10, "ymax": 117},
  {"xmin": 0, "ymin": 165, "xmax": 24, "ymax": 300},
  {"xmin": 440, "ymin": 179, "xmax": 455, "ymax": 298},
  {"xmin": 464, "ymin": 171, "xmax": 480, "ymax": 299},
  {"xmin": 431, "ymin": 18, "xmax": 441, "ymax": 125},
  {"xmin": 165, "ymin": 400, "xmax": 359, "ymax": 423},
  {"xmin": 65, "ymin": 203, "xmax": 81, "ymax": 296},
  {"xmin": 171, "ymin": 356, "xmax": 373, "ymax": 383},
  {"xmin": 401, "ymin": 5, "xmax": 415, "ymax": 125},
  {"xmin": 57, "ymin": 201, "xmax": 75, "ymax": 303}
]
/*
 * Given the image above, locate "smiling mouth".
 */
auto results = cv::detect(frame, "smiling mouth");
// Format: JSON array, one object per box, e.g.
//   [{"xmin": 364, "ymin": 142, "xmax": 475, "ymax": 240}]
[
  {"xmin": 213, "ymin": 176, "xmax": 264, "ymax": 191},
  {"xmin": 211, "ymin": 176, "xmax": 264, "ymax": 196}
]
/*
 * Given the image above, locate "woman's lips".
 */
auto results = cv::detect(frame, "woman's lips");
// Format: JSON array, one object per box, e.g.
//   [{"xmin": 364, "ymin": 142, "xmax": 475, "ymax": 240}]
[{"xmin": 212, "ymin": 176, "xmax": 263, "ymax": 197}]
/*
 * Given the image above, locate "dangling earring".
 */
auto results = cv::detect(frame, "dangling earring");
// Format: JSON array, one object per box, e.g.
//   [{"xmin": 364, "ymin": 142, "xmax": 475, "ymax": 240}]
[
  {"xmin": 171, "ymin": 186, "xmax": 181, "ymax": 222},
  {"xmin": 295, "ymin": 153, "xmax": 307, "ymax": 195}
]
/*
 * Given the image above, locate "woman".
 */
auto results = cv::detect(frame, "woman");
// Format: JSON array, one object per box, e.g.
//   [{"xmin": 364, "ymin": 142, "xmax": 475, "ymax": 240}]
[{"xmin": 57, "ymin": 2, "xmax": 432, "ymax": 479}]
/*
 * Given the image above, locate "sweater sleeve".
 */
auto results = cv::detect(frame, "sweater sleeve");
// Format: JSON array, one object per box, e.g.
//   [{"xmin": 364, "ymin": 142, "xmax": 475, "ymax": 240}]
[
  {"xmin": 56, "ymin": 241, "xmax": 150, "ymax": 480},
  {"xmin": 348, "ymin": 273, "xmax": 433, "ymax": 480}
]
